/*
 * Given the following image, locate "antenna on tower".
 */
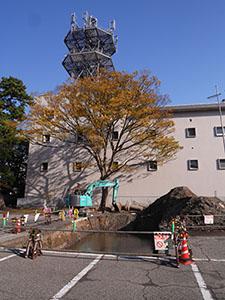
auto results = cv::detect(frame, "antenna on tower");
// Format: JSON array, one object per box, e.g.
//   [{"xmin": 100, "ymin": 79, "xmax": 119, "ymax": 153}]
[
  {"xmin": 208, "ymin": 85, "xmax": 225, "ymax": 153},
  {"xmin": 90, "ymin": 16, "xmax": 98, "ymax": 27},
  {"xmin": 71, "ymin": 13, "xmax": 77, "ymax": 31},
  {"xmin": 109, "ymin": 20, "xmax": 116, "ymax": 33},
  {"xmin": 83, "ymin": 11, "xmax": 88, "ymax": 28}
]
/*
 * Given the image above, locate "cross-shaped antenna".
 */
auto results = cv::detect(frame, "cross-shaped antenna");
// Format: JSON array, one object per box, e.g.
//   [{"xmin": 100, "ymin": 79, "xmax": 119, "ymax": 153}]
[
  {"xmin": 207, "ymin": 85, "xmax": 221, "ymax": 100},
  {"xmin": 207, "ymin": 85, "xmax": 225, "ymax": 153}
]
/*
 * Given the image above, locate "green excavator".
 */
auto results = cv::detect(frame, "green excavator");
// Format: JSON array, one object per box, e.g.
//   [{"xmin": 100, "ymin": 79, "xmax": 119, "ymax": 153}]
[{"xmin": 65, "ymin": 178, "xmax": 119, "ymax": 210}]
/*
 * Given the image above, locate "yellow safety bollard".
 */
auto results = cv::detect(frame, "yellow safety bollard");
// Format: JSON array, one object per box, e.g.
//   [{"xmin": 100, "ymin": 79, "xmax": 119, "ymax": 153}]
[
  {"xmin": 58, "ymin": 210, "xmax": 65, "ymax": 221},
  {"xmin": 74, "ymin": 209, "xmax": 79, "ymax": 219},
  {"xmin": 62, "ymin": 210, "xmax": 65, "ymax": 221}
]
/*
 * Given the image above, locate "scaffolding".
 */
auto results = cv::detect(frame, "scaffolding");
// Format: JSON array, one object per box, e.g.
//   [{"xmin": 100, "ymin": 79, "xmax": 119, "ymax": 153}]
[{"xmin": 62, "ymin": 12, "xmax": 118, "ymax": 78}]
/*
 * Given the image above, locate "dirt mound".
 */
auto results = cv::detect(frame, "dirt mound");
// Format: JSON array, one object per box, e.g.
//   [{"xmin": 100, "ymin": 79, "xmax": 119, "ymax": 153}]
[{"xmin": 123, "ymin": 186, "xmax": 225, "ymax": 231}]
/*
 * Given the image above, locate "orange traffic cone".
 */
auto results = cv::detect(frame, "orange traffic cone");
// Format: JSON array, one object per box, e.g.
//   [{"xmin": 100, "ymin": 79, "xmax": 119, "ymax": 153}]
[
  {"xmin": 17, "ymin": 218, "xmax": 21, "ymax": 233},
  {"xmin": 179, "ymin": 234, "xmax": 195, "ymax": 265}
]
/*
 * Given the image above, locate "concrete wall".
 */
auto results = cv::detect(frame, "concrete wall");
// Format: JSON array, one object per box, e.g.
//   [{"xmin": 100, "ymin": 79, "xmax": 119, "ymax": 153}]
[
  {"xmin": 24, "ymin": 103, "xmax": 225, "ymax": 207},
  {"xmin": 138, "ymin": 109, "xmax": 225, "ymax": 199}
]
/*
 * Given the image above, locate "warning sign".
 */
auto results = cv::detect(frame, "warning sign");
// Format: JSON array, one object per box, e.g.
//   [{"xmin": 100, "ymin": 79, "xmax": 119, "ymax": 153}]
[
  {"xmin": 204, "ymin": 215, "xmax": 214, "ymax": 224},
  {"xmin": 154, "ymin": 232, "xmax": 171, "ymax": 251}
]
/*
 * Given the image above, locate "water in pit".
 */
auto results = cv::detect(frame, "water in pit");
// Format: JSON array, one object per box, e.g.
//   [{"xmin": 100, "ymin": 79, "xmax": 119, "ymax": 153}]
[{"xmin": 67, "ymin": 233, "xmax": 154, "ymax": 255}]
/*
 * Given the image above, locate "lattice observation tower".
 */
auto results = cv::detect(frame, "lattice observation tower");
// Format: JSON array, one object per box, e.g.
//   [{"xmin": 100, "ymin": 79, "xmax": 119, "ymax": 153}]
[{"xmin": 62, "ymin": 12, "xmax": 118, "ymax": 78}]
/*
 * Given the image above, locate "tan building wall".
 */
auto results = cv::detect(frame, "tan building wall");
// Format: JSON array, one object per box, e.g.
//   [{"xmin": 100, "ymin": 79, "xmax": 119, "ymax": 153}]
[{"xmin": 24, "ymin": 102, "xmax": 225, "ymax": 206}]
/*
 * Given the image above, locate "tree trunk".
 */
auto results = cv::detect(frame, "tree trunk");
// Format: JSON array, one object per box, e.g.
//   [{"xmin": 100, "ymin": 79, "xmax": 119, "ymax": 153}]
[
  {"xmin": 0, "ymin": 193, "xmax": 6, "ymax": 210},
  {"xmin": 99, "ymin": 186, "xmax": 109, "ymax": 212}
]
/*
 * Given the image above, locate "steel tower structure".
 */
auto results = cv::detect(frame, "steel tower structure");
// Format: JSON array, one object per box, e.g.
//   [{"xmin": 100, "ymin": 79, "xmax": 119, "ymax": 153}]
[{"xmin": 62, "ymin": 12, "xmax": 118, "ymax": 78}]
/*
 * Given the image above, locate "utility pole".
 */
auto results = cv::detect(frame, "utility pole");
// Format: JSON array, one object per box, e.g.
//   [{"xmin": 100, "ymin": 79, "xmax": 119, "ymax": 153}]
[{"xmin": 207, "ymin": 85, "xmax": 225, "ymax": 153}]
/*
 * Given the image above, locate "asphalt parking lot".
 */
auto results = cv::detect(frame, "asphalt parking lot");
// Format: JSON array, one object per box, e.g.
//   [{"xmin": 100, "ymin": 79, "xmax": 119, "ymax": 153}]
[{"xmin": 0, "ymin": 232, "xmax": 224, "ymax": 300}]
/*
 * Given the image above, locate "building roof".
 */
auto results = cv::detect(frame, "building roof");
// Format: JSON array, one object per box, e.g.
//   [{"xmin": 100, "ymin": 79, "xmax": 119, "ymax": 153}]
[{"xmin": 167, "ymin": 102, "xmax": 225, "ymax": 113}]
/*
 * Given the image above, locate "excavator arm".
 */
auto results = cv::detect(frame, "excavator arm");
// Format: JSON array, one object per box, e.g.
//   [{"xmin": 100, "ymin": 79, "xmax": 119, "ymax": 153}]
[
  {"xmin": 66, "ymin": 179, "xmax": 119, "ymax": 209},
  {"xmin": 85, "ymin": 178, "xmax": 119, "ymax": 207}
]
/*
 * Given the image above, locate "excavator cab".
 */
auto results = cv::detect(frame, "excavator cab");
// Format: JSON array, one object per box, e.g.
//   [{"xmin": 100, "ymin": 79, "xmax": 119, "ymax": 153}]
[
  {"xmin": 74, "ymin": 189, "xmax": 86, "ymax": 195},
  {"xmin": 67, "ymin": 193, "xmax": 92, "ymax": 207}
]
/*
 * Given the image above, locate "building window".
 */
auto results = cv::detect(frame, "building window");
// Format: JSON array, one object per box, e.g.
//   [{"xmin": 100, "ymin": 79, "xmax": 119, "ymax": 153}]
[
  {"xmin": 112, "ymin": 131, "xmax": 119, "ymax": 141},
  {"xmin": 42, "ymin": 134, "xmax": 50, "ymax": 143},
  {"xmin": 214, "ymin": 126, "xmax": 225, "ymax": 136},
  {"xmin": 66, "ymin": 133, "xmax": 75, "ymax": 143},
  {"xmin": 147, "ymin": 161, "xmax": 157, "ymax": 171},
  {"xmin": 186, "ymin": 128, "xmax": 196, "ymax": 138},
  {"xmin": 40, "ymin": 162, "xmax": 48, "ymax": 172},
  {"xmin": 112, "ymin": 161, "xmax": 118, "ymax": 170},
  {"xmin": 188, "ymin": 160, "xmax": 198, "ymax": 171},
  {"xmin": 217, "ymin": 159, "xmax": 225, "ymax": 170},
  {"xmin": 73, "ymin": 162, "xmax": 82, "ymax": 172},
  {"xmin": 77, "ymin": 133, "xmax": 84, "ymax": 143}
]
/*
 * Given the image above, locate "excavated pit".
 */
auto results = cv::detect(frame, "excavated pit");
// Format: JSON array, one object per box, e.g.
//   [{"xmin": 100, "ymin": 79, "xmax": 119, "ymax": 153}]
[
  {"xmin": 1, "ymin": 212, "xmax": 136, "ymax": 250},
  {"xmin": 2, "ymin": 186, "xmax": 225, "ymax": 253}
]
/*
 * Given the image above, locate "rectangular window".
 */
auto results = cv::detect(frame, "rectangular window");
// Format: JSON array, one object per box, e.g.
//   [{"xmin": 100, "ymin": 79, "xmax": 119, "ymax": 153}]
[
  {"xmin": 147, "ymin": 161, "xmax": 157, "ymax": 171},
  {"xmin": 42, "ymin": 134, "xmax": 50, "ymax": 143},
  {"xmin": 112, "ymin": 131, "xmax": 119, "ymax": 141},
  {"xmin": 40, "ymin": 162, "xmax": 48, "ymax": 172},
  {"xmin": 77, "ymin": 133, "xmax": 84, "ymax": 143},
  {"xmin": 188, "ymin": 160, "xmax": 198, "ymax": 170},
  {"xmin": 214, "ymin": 126, "xmax": 225, "ymax": 136},
  {"xmin": 217, "ymin": 159, "xmax": 225, "ymax": 170},
  {"xmin": 73, "ymin": 162, "xmax": 82, "ymax": 172},
  {"xmin": 186, "ymin": 128, "xmax": 196, "ymax": 138},
  {"xmin": 112, "ymin": 161, "xmax": 118, "ymax": 170},
  {"xmin": 66, "ymin": 133, "xmax": 75, "ymax": 143}
]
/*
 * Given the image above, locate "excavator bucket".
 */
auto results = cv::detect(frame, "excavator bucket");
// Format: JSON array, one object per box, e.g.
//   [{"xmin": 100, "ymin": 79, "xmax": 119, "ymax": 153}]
[{"xmin": 113, "ymin": 202, "xmax": 122, "ymax": 212}]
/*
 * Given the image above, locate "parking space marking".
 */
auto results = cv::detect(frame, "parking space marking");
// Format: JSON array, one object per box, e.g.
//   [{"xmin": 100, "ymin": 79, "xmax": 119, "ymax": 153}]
[
  {"xmin": 42, "ymin": 250, "xmax": 102, "ymax": 257},
  {"xmin": 0, "ymin": 254, "xmax": 16, "ymax": 262},
  {"xmin": 194, "ymin": 258, "xmax": 225, "ymax": 262},
  {"xmin": 191, "ymin": 263, "xmax": 214, "ymax": 300},
  {"xmin": 43, "ymin": 250, "xmax": 225, "ymax": 263},
  {"xmin": 50, "ymin": 254, "xmax": 103, "ymax": 299},
  {"xmin": 41, "ymin": 250, "xmax": 176, "ymax": 261}
]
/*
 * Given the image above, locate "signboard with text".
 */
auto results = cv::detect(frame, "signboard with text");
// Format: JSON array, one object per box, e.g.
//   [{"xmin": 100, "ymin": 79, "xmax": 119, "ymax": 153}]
[
  {"xmin": 204, "ymin": 215, "xmax": 214, "ymax": 224},
  {"xmin": 154, "ymin": 232, "xmax": 171, "ymax": 251}
]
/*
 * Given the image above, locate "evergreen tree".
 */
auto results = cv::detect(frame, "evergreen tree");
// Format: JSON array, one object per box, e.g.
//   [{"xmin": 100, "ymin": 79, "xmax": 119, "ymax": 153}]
[{"xmin": 0, "ymin": 76, "xmax": 32, "ymax": 204}]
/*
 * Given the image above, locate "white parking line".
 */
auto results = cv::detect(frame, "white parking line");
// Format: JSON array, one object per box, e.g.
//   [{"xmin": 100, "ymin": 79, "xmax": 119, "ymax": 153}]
[
  {"xmin": 29, "ymin": 249, "xmax": 225, "ymax": 262},
  {"xmin": 42, "ymin": 250, "xmax": 102, "ymax": 257},
  {"xmin": 0, "ymin": 254, "xmax": 16, "ymax": 262},
  {"xmin": 41, "ymin": 249, "xmax": 176, "ymax": 261},
  {"xmin": 191, "ymin": 264, "xmax": 214, "ymax": 300},
  {"xmin": 50, "ymin": 254, "xmax": 103, "ymax": 299},
  {"xmin": 194, "ymin": 258, "xmax": 225, "ymax": 262}
]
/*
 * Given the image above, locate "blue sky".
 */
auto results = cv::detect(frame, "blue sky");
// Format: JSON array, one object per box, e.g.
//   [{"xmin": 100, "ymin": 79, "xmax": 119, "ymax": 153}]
[{"xmin": 1, "ymin": 0, "xmax": 225, "ymax": 105}]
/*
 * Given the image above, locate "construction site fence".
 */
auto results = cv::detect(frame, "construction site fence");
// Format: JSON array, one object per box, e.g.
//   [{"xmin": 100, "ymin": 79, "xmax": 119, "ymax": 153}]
[
  {"xmin": 181, "ymin": 214, "xmax": 225, "ymax": 228},
  {"xmin": 28, "ymin": 228, "xmax": 169, "ymax": 235},
  {"xmin": 0, "ymin": 226, "xmax": 167, "ymax": 235},
  {"xmin": 117, "ymin": 196, "xmax": 157, "ymax": 206},
  {"xmin": 117, "ymin": 196, "xmax": 225, "ymax": 204},
  {"xmin": 1, "ymin": 214, "xmax": 225, "ymax": 230}
]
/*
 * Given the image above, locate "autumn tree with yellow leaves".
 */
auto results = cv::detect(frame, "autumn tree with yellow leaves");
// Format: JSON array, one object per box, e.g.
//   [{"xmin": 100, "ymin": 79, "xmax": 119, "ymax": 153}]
[{"xmin": 24, "ymin": 70, "xmax": 181, "ymax": 211}]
